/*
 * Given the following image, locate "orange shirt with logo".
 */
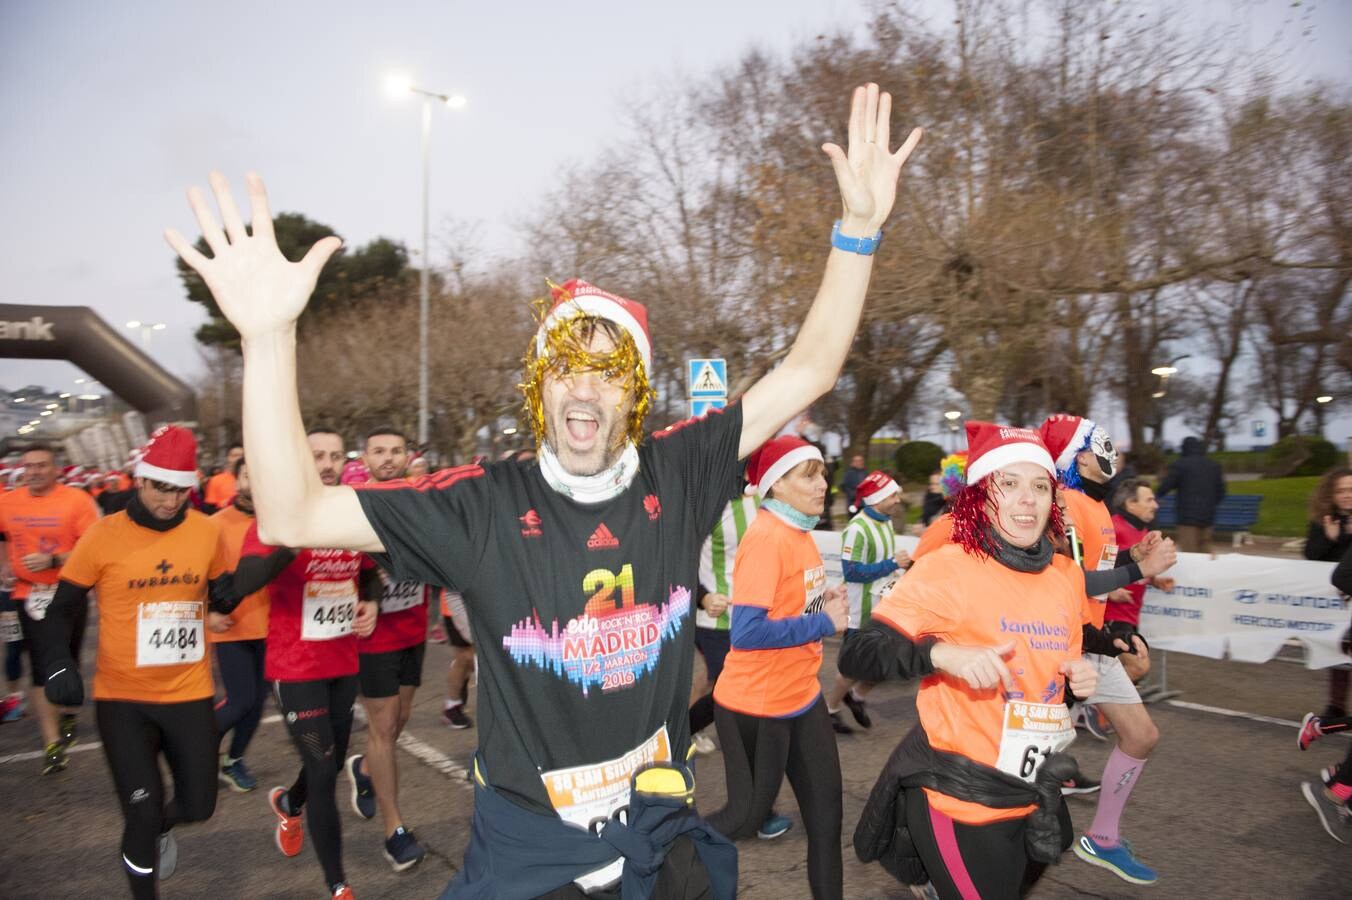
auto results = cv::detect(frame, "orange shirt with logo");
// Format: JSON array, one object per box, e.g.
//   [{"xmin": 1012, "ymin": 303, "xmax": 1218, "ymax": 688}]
[
  {"xmin": 871, "ymin": 543, "xmax": 1090, "ymax": 825},
  {"xmin": 62, "ymin": 510, "xmax": 229, "ymax": 704},
  {"xmin": 203, "ymin": 471, "xmax": 236, "ymax": 509},
  {"xmin": 209, "ymin": 504, "xmax": 269, "ymax": 642},
  {"xmin": 1061, "ymin": 489, "xmax": 1117, "ymax": 629},
  {"xmin": 911, "ymin": 513, "xmax": 954, "ymax": 560},
  {"xmin": 0, "ymin": 483, "xmax": 99, "ymax": 599},
  {"xmin": 714, "ymin": 512, "xmax": 829, "ymax": 718}
]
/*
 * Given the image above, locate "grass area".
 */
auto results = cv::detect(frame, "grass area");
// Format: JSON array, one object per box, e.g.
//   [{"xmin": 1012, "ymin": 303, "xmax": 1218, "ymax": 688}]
[{"xmin": 1225, "ymin": 477, "xmax": 1318, "ymax": 537}]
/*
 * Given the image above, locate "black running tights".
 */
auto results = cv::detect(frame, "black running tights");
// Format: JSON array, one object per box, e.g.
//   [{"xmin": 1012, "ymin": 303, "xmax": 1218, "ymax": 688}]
[
  {"xmin": 214, "ymin": 638, "xmax": 266, "ymax": 761},
  {"xmin": 707, "ymin": 696, "xmax": 842, "ymax": 899},
  {"xmin": 97, "ymin": 698, "xmax": 218, "ymax": 900},
  {"xmin": 274, "ymin": 676, "xmax": 357, "ymax": 890}
]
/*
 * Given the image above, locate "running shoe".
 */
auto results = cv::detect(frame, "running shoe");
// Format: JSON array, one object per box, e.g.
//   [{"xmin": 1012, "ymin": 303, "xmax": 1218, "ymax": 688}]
[
  {"xmin": 1298, "ymin": 712, "xmax": 1324, "ymax": 751},
  {"xmin": 842, "ymin": 692, "xmax": 873, "ymax": 729},
  {"xmin": 268, "ymin": 786, "xmax": 305, "ymax": 857},
  {"xmin": 42, "ymin": 741, "xmax": 67, "ymax": 775},
  {"xmin": 157, "ymin": 830, "xmax": 177, "ymax": 881},
  {"xmin": 829, "ymin": 711, "xmax": 855, "ymax": 735},
  {"xmin": 331, "ymin": 882, "xmax": 355, "ymax": 900},
  {"xmin": 430, "ymin": 624, "xmax": 447, "ymax": 644},
  {"xmin": 58, "ymin": 713, "xmax": 78, "ymax": 748},
  {"xmin": 757, "ymin": 814, "xmax": 792, "ymax": 839},
  {"xmin": 908, "ymin": 883, "xmax": 940, "ymax": 900},
  {"xmin": 1060, "ymin": 774, "xmax": 1101, "ymax": 796},
  {"xmin": 690, "ymin": 731, "xmax": 717, "ymax": 755},
  {"xmin": 441, "ymin": 705, "xmax": 472, "ymax": 730},
  {"xmin": 1321, "ymin": 765, "xmax": 1339, "ymax": 788},
  {"xmin": 1081, "ymin": 705, "xmax": 1115, "ymax": 741},
  {"xmin": 1300, "ymin": 781, "xmax": 1350, "ymax": 844},
  {"xmin": 346, "ymin": 754, "xmax": 377, "ymax": 820},
  {"xmin": 0, "ymin": 693, "xmax": 22, "ymax": 723},
  {"xmin": 219, "ymin": 755, "xmax": 258, "ymax": 792},
  {"xmin": 1074, "ymin": 835, "xmax": 1158, "ymax": 885},
  {"xmin": 383, "ymin": 826, "xmax": 426, "ymax": 871}
]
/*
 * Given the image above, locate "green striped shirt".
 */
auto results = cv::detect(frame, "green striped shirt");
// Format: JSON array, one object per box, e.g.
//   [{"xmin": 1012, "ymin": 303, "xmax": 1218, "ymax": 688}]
[
  {"xmin": 840, "ymin": 510, "xmax": 898, "ymax": 628},
  {"xmin": 696, "ymin": 496, "xmax": 758, "ymax": 630}
]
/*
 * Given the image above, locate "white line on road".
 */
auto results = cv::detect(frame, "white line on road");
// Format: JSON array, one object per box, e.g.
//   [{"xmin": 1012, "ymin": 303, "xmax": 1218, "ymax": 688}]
[
  {"xmin": 397, "ymin": 731, "xmax": 473, "ymax": 787},
  {"xmin": 1166, "ymin": 699, "xmax": 1348, "ymax": 737},
  {"xmin": 0, "ymin": 742, "xmax": 103, "ymax": 766}
]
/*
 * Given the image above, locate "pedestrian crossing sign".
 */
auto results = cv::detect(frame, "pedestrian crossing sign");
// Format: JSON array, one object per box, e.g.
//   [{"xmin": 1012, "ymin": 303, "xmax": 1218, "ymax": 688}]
[
  {"xmin": 690, "ymin": 398, "xmax": 727, "ymax": 418},
  {"xmin": 687, "ymin": 358, "xmax": 728, "ymax": 398}
]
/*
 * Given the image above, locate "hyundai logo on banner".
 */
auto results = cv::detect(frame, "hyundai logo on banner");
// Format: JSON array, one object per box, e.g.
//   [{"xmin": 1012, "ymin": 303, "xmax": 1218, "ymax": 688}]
[{"xmin": 1234, "ymin": 590, "xmax": 1260, "ymax": 605}]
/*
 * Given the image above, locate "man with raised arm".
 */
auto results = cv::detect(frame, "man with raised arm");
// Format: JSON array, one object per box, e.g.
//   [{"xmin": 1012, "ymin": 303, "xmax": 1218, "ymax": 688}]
[{"xmin": 167, "ymin": 83, "xmax": 921, "ymax": 899}]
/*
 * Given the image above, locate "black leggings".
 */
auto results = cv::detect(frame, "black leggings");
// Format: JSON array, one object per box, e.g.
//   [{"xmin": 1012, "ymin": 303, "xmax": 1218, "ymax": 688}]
[
  {"xmin": 214, "ymin": 639, "xmax": 266, "ymax": 760},
  {"xmin": 904, "ymin": 788, "xmax": 1072, "ymax": 900},
  {"xmin": 96, "ymin": 698, "xmax": 218, "ymax": 900},
  {"xmin": 707, "ymin": 696, "xmax": 842, "ymax": 899},
  {"xmin": 275, "ymin": 676, "xmax": 358, "ymax": 889}
]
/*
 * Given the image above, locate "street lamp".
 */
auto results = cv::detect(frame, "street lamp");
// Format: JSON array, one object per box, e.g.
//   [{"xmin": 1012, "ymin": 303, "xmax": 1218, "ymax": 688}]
[
  {"xmin": 126, "ymin": 320, "xmax": 167, "ymax": 353},
  {"xmin": 385, "ymin": 72, "xmax": 467, "ymax": 447},
  {"xmin": 1150, "ymin": 366, "xmax": 1178, "ymax": 377},
  {"xmin": 1316, "ymin": 395, "xmax": 1333, "ymax": 404}
]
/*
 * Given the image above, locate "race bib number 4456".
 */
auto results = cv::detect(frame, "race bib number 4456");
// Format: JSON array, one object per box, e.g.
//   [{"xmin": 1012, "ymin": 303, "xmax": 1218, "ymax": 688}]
[{"xmin": 136, "ymin": 601, "xmax": 205, "ymax": 667}]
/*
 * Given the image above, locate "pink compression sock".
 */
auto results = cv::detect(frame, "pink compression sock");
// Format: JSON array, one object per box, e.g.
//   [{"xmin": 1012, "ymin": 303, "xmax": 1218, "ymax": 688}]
[{"xmin": 1087, "ymin": 747, "xmax": 1148, "ymax": 847}]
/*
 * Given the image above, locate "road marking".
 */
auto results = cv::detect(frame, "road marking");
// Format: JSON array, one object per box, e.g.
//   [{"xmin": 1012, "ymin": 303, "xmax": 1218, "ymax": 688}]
[
  {"xmin": 397, "ymin": 731, "xmax": 473, "ymax": 787},
  {"xmin": 1166, "ymin": 699, "xmax": 1347, "ymax": 736},
  {"xmin": 0, "ymin": 742, "xmax": 103, "ymax": 766}
]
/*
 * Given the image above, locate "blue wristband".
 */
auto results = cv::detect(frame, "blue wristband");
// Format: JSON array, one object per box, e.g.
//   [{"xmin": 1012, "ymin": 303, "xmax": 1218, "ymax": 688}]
[{"xmin": 831, "ymin": 220, "xmax": 883, "ymax": 255}]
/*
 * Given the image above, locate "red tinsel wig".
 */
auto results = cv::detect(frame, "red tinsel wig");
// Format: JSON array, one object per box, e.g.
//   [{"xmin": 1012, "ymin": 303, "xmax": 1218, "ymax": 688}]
[{"xmin": 950, "ymin": 473, "xmax": 1067, "ymax": 559}]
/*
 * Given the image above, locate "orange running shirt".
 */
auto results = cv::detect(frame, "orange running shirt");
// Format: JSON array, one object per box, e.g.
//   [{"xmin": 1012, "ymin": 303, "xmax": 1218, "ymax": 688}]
[
  {"xmin": 1061, "ymin": 489, "xmax": 1118, "ymax": 628},
  {"xmin": 203, "ymin": 471, "xmax": 236, "ymax": 509},
  {"xmin": 62, "ymin": 509, "xmax": 229, "ymax": 704},
  {"xmin": 209, "ymin": 504, "xmax": 269, "ymax": 642},
  {"xmin": 911, "ymin": 513, "xmax": 954, "ymax": 560},
  {"xmin": 871, "ymin": 544, "xmax": 1089, "ymax": 825},
  {"xmin": 0, "ymin": 483, "xmax": 99, "ymax": 600},
  {"xmin": 714, "ymin": 511, "xmax": 829, "ymax": 718}
]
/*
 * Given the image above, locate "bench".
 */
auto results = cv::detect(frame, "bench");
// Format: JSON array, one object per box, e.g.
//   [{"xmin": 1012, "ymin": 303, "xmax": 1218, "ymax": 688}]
[{"xmin": 1153, "ymin": 494, "xmax": 1263, "ymax": 546}]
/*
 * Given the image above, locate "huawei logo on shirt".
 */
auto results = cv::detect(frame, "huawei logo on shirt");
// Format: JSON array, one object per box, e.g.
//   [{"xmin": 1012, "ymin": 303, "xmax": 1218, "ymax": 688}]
[
  {"xmin": 643, "ymin": 494, "xmax": 661, "ymax": 521},
  {"xmin": 519, "ymin": 509, "xmax": 543, "ymax": 538},
  {"xmin": 587, "ymin": 522, "xmax": 620, "ymax": 550}
]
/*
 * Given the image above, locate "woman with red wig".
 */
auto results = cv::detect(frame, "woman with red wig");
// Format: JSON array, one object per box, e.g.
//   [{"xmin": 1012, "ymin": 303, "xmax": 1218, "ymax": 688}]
[{"xmin": 841, "ymin": 422, "xmax": 1100, "ymax": 899}]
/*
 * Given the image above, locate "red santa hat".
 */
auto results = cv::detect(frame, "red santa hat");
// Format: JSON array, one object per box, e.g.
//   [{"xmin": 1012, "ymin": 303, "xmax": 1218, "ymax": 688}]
[
  {"xmin": 963, "ymin": 421, "xmax": 1055, "ymax": 485},
  {"xmin": 133, "ymin": 426, "xmax": 199, "ymax": 488},
  {"xmin": 536, "ymin": 278, "xmax": 652, "ymax": 370},
  {"xmin": 744, "ymin": 435, "xmax": 823, "ymax": 498},
  {"xmin": 1038, "ymin": 414, "xmax": 1098, "ymax": 473},
  {"xmin": 854, "ymin": 471, "xmax": 900, "ymax": 510}
]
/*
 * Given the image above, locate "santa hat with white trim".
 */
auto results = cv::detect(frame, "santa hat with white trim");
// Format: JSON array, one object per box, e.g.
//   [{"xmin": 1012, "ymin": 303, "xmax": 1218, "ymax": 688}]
[
  {"xmin": 1038, "ymin": 414, "xmax": 1097, "ymax": 474},
  {"xmin": 854, "ymin": 471, "xmax": 900, "ymax": 511},
  {"xmin": 134, "ymin": 426, "xmax": 199, "ymax": 488},
  {"xmin": 963, "ymin": 421, "xmax": 1055, "ymax": 484},
  {"xmin": 536, "ymin": 279, "xmax": 652, "ymax": 370},
  {"xmin": 745, "ymin": 435, "xmax": 823, "ymax": 498}
]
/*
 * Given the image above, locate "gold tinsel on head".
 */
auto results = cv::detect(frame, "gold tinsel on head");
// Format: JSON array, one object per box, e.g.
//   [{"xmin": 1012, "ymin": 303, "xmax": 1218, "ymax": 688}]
[{"xmin": 519, "ymin": 282, "xmax": 655, "ymax": 452}]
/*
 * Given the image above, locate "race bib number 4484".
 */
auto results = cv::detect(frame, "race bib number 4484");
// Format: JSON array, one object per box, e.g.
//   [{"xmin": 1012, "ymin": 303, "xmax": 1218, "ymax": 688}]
[{"xmin": 136, "ymin": 601, "xmax": 205, "ymax": 667}]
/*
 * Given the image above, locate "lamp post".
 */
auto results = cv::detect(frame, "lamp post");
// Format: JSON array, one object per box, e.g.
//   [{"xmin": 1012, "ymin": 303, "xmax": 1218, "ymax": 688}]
[
  {"xmin": 126, "ymin": 320, "xmax": 167, "ymax": 354},
  {"xmin": 943, "ymin": 409, "xmax": 962, "ymax": 451},
  {"xmin": 385, "ymin": 74, "xmax": 467, "ymax": 448}
]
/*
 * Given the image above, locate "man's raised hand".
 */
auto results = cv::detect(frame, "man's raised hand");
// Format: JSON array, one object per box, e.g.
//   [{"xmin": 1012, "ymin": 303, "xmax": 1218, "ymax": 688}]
[
  {"xmin": 165, "ymin": 172, "xmax": 342, "ymax": 341},
  {"xmin": 821, "ymin": 83, "xmax": 923, "ymax": 236}
]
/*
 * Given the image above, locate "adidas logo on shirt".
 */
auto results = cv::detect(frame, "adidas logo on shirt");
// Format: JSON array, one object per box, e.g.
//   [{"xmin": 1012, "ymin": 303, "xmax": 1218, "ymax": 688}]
[{"xmin": 587, "ymin": 522, "xmax": 620, "ymax": 550}]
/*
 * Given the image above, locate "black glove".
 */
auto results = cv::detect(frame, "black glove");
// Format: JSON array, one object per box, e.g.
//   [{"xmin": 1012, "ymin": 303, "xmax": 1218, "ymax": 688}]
[{"xmin": 44, "ymin": 659, "xmax": 84, "ymax": 707}]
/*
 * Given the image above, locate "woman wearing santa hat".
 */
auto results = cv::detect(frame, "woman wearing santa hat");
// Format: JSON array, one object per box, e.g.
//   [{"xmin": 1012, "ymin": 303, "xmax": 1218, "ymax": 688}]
[
  {"xmin": 707, "ymin": 435, "xmax": 850, "ymax": 900},
  {"xmin": 841, "ymin": 422, "xmax": 1100, "ymax": 899}
]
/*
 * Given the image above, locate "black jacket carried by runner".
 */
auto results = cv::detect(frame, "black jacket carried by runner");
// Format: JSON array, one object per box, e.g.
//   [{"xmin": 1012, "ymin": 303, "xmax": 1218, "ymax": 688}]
[{"xmin": 1156, "ymin": 437, "xmax": 1226, "ymax": 527}]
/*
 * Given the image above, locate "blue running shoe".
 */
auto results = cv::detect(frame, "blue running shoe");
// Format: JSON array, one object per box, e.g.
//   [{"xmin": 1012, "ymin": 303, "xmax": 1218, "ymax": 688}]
[
  {"xmin": 346, "ymin": 754, "xmax": 376, "ymax": 819},
  {"xmin": 1074, "ymin": 834, "xmax": 1158, "ymax": 885},
  {"xmin": 219, "ymin": 755, "xmax": 258, "ymax": 792},
  {"xmin": 383, "ymin": 825, "xmax": 426, "ymax": 871},
  {"xmin": 757, "ymin": 813, "xmax": 792, "ymax": 840}
]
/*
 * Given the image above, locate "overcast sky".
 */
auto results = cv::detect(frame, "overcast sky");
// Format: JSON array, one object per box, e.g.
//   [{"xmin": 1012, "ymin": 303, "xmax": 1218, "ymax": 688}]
[{"xmin": 1, "ymin": 0, "xmax": 1348, "ymax": 443}]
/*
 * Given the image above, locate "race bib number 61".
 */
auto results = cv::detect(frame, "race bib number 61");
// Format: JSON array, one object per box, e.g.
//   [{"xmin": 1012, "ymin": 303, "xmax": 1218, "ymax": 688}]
[{"xmin": 995, "ymin": 701, "xmax": 1075, "ymax": 782}]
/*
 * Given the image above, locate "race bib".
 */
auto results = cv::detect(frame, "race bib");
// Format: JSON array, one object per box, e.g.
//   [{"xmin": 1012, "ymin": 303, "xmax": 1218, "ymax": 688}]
[
  {"xmin": 381, "ymin": 578, "xmax": 423, "ymax": 613},
  {"xmin": 25, "ymin": 584, "xmax": 56, "ymax": 621},
  {"xmin": 0, "ymin": 611, "xmax": 21, "ymax": 643},
  {"xmin": 302, "ymin": 581, "xmax": 358, "ymax": 641},
  {"xmin": 994, "ymin": 700, "xmax": 1075, "ymax": 782},
  {"xmin": 541, "ymin": 726, "xmax": 671, "ymax": 891},
  {"xmin": 1090, "ymin": 543, "xmax": 1119, "ymax": 600},
  {"xmin": 136, "ymin": 601, "xmax": 205, "ymax": 667},
  {"xmin": 802, "ymin": 565, "xmax": 827, "ymax": 615}
]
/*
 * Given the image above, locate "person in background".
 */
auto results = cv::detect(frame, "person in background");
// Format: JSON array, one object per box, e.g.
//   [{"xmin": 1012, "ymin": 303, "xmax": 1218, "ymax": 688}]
[
  {"xmin": 840, "ymin": 454, "xmax": 868, "ymax": 511},
  {"xmin": 202, "ymin": 444, "xmax": 243, "ymax": 514},
  {"xmin": 920, "ymin": 470, "xmax": 945, "ymax": 527},
  {"xmin": 405, "ymin": 456, "xmax": 430, "ymax": 480},
  {"xmin": 1106, "ymin": 478, "xmax": 1175, "ymax": 682},
  {"xmin": 1154, "ymin": 437, "xmax": 1225, "ymax": 553},
  {"xmin": 1305, "ymin": 466, "xmax": 1352, "ymax": 720}
]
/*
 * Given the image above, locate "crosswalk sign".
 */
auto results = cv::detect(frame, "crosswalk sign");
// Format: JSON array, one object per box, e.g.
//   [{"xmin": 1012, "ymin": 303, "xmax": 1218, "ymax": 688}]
[
  {"xmin": 690, "ymin": 398, "xmax": 727, "ymax": 418},
  {"xmin": 687, "ymin": 358, "xmax": 728, "ymax": 398}
]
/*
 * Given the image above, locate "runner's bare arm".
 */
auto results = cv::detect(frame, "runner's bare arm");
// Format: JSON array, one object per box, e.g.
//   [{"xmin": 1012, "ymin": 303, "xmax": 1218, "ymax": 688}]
[
  {"xmin": 165, "ymin": 173, "xmax": 382, "ymax": 552},
  {"xmin": 738, "ymin": 83, "xmax": 922, "ymax": 458}
]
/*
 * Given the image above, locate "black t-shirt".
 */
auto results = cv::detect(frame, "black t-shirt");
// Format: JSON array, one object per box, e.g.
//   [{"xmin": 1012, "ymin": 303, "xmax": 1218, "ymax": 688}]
[{"xmin": 355, "ymin": 403, "xmax": 742, "ymax": 815}]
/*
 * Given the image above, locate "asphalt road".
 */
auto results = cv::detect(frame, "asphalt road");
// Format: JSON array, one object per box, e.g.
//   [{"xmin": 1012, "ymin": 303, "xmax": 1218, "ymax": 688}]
[{"xmin": 0, "ymin": 631, "xmax": 1347, "ymax": 899}]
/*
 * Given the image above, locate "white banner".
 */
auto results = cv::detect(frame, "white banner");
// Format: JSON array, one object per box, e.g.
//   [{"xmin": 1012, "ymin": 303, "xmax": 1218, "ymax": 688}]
[{"xmin": 809, "ymin": 531, "xmax": 1349, "ymax": 670}]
